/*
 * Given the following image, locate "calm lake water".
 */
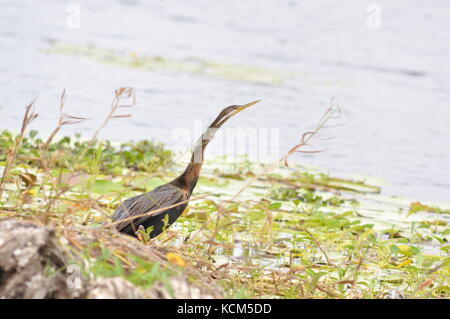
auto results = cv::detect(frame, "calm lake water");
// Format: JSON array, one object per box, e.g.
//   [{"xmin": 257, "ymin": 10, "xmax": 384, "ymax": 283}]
[{"xmin": 1, "ymin": 0, "xmax": 449, "ymax": 202}]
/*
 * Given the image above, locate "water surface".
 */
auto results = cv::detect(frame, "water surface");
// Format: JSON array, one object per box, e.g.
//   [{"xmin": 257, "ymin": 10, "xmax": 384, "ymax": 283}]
[{"xmin": 1, "ymin": 0, "xmax": 449, "ymax": 202}]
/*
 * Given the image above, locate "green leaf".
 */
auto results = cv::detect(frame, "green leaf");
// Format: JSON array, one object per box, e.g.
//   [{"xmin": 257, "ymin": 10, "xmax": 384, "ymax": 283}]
[
  {"xmin": 432, "ymin": 235, "xmax": 446, "ymax": 244},
  {"xmin": 390, "ymin": 245, "xmax": 400, "ymax": 255},
  {"xmin": 441, "ymin": 228, "xmax": 450, "ymax": 236},
  {"xmin": 142, "ymin": 177, "xmax": 165, "ymax": 191},
  {"xmin": 29, "ymin": 130, "xmax": 38, "ymax": 139},
  {"xmin": 94, "ymin": 179, "xmax": 123, "ymax": 194},
  {"xmin": 268, "ymin": 202, "xmax": 282, "ymax": 210}
]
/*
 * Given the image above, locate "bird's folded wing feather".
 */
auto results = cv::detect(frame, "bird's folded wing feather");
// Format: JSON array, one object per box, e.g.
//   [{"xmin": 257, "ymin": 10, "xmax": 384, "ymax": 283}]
[{"xmin": 112, "ymin": 184, "xmax": 186, "ymax": 231}]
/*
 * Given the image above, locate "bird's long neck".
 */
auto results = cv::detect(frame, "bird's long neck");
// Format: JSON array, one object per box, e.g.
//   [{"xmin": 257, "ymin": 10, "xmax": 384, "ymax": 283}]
[{"xmin": 174, "ymin": 114, "xmax": 225, "ymax": 194}]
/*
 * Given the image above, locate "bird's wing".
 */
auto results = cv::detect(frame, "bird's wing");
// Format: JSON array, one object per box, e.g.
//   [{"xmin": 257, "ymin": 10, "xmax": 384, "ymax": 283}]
[{"xmin": 112, "ymin": 184, "xmax": 187, "ymax": 233}]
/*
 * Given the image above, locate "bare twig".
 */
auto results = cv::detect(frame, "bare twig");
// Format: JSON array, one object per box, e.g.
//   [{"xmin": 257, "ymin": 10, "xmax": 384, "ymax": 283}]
[
  {"xmin": 315, "ymin": 283, "xmax": 340, "ymax": 298},
  {"xmin": 88, "ymin": 87, "xmax": 135, "ymax": 148},
  {"xmin": 299, "ymin": 228, "xmax": 334, "ymax": 266},
  {"xmin": 231, "ymin": 97, "xmax": 341, "ymax": 200},
  {"xmin": 38, "ymin": 90, "xmax": 88, "ymax": 193},
  {"xmin": 72, "ymin": 87, "xmax": 136, "ymax": 165},
  {"xmin": 0, "ymin": 102, "xmax": 38, "ymax": 200},
  {"xmin": 41, "ymin": 90, "xmax": 88, "ymax": 153}
]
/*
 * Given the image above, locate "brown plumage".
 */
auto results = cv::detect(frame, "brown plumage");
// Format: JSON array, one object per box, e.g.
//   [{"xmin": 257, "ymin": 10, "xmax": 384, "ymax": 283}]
[{"xmin": 112, "ymin": 100, "xmax": 260, "ymax": 238}]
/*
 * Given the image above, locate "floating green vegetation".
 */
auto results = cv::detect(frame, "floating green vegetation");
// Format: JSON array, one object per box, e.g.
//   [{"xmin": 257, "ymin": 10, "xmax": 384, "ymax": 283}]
[
  {"xmin": 409, "ymin": 201, "xmax": 450, "ymax": 215},
  {"xmin": 42, "ymin": 42, "xmax": 292, "ymax": 85},
  {"xmin": 1, "ymin": 128, "xmax": 449, "ymax": 299}
]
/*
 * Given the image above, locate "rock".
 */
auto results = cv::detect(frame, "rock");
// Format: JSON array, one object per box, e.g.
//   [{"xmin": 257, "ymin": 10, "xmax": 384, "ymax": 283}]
[
  {"xmin": 0, "ymin": 218, "xmax": 83, "ymax": 298},
  {"xmin": 87, "ymin": 276, "xmax": 219, "ymax": 299},
  {"xmin": 145, "ymin": 277, "xmax": 218, "ymax": 299},
  {"xmin": 88, "ymin": 277, "xmax": 142, "ymax": 299}
]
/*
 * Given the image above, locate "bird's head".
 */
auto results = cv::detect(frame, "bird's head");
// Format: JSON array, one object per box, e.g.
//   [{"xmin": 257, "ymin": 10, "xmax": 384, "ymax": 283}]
[{"xmin": 212, "ymin": 100, "xmax": 260, "ymax": 127}]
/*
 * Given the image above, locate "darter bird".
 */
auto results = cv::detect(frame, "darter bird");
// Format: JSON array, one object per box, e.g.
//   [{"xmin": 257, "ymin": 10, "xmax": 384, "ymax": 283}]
[{"xmin": 111, "ymin": 100, "xmax": 260, "ymax": 238}]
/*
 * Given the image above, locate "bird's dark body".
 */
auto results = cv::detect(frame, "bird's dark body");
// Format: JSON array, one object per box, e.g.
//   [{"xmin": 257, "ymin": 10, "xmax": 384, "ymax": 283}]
[
  {"xmin": 112, "ymin": 183, "xmax": 189, "ymax": 238},
  {"xmin": 111, "ymin": 100, "xmax": 259, "ymax": 238}
]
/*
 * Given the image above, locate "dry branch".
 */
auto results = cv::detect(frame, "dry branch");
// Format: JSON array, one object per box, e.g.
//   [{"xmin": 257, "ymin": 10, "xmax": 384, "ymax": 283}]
[
  {"xmin": 41, "ymin": 90, "xmax": 88, "ymax": 153},
  {"xmin": 0, "ymin": 102, "xmax": 38, "ymax": 200},
  {"xmin": 231, "ymin": 97, "xmax": 341, "ymax": 200},
  {"xmin": 88, "ymin": 87, "xmax": 135, "ymax": 147}
]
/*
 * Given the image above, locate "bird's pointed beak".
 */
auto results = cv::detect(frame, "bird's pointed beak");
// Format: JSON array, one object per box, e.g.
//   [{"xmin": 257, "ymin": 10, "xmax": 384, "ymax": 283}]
[{"xmin": 234, "ymin": 100, "xmax": 261, "ymax": 114}]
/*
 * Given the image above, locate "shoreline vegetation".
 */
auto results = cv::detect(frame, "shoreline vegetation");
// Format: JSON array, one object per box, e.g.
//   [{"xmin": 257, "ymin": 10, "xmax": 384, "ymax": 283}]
[{"xmin": 0, "ymin": 89, "xmax": 448, "ymax": 299}]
